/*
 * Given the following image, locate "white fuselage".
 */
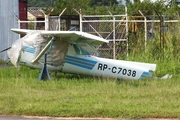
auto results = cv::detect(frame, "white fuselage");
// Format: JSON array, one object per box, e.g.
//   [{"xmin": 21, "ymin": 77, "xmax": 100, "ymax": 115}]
[
  {"xmin": 8, "ymin": 29, "xmax": 156, "ymax": 80},
  {"xmin": 19, "ymin": 44, "xmax": 156, "ymax": 80}
]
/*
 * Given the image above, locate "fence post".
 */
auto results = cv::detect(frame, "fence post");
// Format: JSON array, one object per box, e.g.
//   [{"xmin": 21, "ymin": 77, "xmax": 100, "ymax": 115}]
[
  {"xmin": 139, "ymin": 10, "xmax": 147, "ymax": 50},
  {"xmin": 113, "ymin": 17, "xmax": 116, "ymax": 59},
  {"xmin": 79, "ymin": 9, "xmax": 82, "ymax": 32},
  {"xmin": 58, "ymin": 8, "xmax": 67, "ymax": 31},
  {"xmin": 108, "ymin": 10, "xmax": 116, "ymax": 59},
  {"xmin": 125, "ymin": 6, "xmax": 129, "ymax": 57}
]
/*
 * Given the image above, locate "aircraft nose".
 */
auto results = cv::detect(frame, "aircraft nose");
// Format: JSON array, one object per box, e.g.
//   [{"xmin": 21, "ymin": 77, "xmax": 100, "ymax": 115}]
[{"xmin": 7, "ymin": 39, "xmax": 23, "ymax": 68}]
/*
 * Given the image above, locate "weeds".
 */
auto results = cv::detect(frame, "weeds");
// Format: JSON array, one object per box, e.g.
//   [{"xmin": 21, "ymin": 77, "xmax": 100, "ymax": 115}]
[{"xmin": 0, "ymin": 31, "xmax": 180, "ymax": 118}]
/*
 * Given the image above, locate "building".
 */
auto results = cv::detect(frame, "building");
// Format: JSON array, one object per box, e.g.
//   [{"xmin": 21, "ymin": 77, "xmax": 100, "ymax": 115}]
[
  {"xmin": 19, "ymin": 0, "xmax": 28, "ymax": 29},
  {"xmin": 28, "ymin": 7, "xmax": 79, "ymax": 31},
  {"xmin": 0, "ymin": 0, "xmax": 27, "ymax": 60}
]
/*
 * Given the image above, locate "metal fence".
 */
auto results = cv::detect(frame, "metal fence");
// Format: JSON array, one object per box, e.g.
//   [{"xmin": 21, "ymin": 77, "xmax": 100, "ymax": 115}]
[
  {"xmin": 80, "ymin": 14, "xmax": 128, "ymax": 59},
  {"xmin": 17, "ymin": 8, "xmax": 180, "ymax": 59},
  {"xmin": 79, "ymin": 10, "xmax": 180, "ymax": 59}
]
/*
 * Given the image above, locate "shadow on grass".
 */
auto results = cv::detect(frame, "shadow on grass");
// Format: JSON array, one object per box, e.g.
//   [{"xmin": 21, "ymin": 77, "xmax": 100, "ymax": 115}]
[{"xmin": 50, "ymin": 72, "xmax": 153, "ymax": 88}]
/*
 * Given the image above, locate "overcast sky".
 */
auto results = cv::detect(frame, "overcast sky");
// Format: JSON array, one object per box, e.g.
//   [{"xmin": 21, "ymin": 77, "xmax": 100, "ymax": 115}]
[{"xmin": 119, "ymin": 0, "xmax": 157, "ymax": 4}]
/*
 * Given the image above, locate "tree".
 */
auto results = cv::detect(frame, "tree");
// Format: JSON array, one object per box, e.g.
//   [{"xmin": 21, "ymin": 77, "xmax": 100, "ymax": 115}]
[
  {"xmin": 28, "ymin": 0, "xmax": 53, "ymax": 7},
  {"xmin": 29, "ymin": 0, "xmax": 180, "ymax": 17},
  {"xmin": 91, "ymin": 0, "xmax": 118, "ymax": 7},
  {"xmin": 127, "ymin": 0, "xmax": 180, "ymax": 17},
  {"xmin": 53, "ymin": 0, "xmax": 92, "ymax": 15},
  {"xmin": 127, "ymin": 0, "xmax": 167, "ymax": 16},
  {"xmin": 52, "ymin": 0, "xmax": 124, "ymax": 15}
]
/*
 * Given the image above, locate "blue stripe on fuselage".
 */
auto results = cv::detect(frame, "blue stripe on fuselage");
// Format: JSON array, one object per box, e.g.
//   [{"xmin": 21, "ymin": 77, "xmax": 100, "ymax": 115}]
[
  {"xmin": 22, "ymin": 46, "xmax": 35, "ymax": 54},
  {"xmin": 65, "ymin": 55, "xmax": 97, "ymax": 70}
]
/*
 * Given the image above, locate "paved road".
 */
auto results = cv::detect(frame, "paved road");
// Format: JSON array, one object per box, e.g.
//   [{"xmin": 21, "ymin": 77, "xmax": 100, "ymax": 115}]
[
  {"xmin": 0, "ymin": 116, "xmax": 179, "ymax": 120},
  {"xmin": 0, "ymin": 116, "xmax": 119, "ymax": 120}
]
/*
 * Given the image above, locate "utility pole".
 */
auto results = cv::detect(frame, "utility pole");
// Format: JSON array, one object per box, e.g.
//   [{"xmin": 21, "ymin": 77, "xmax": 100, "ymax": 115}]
[{"xmin": 51, "ymin": 0, "xmax": 54, "ymax": 7}]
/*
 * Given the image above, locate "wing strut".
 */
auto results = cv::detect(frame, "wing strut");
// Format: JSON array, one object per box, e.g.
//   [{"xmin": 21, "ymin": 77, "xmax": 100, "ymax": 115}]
[
  {"xmin": 38, "ymin": 38, "xmax": 55, "ymax": 80},
  {"xmin": 31, "ymin": 37, "xmax": 54, "ymax": 64}
]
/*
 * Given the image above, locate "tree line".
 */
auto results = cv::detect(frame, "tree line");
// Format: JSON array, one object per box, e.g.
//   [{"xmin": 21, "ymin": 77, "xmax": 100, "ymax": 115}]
[{"xmin": 28, "ymin": 0, "xmax": 180, "ymax": 17}]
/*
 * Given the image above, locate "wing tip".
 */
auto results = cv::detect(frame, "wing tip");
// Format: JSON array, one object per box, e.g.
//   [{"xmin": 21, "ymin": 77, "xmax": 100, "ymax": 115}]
[{"xmin": 11, "ymin": 28, "xmax": 33, "ymax": 35}]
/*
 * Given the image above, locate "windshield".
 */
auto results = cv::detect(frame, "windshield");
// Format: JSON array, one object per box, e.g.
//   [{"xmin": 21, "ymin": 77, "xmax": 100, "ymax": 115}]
[{"xmin": 73, "ymin": 44, "xmax": 90, "ymax": 55}]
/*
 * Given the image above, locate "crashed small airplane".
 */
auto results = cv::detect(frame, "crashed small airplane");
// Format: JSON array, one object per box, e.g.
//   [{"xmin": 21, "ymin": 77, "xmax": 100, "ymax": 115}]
[{"xmin": 7, "ymin": 28, "xmax": 157, "ymax": 80}]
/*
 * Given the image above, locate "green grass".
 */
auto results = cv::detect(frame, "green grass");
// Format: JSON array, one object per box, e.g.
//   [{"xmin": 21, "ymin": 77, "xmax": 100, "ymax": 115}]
[
  {"xmin": 0, "ymin": 66, "xmax": 180, "ymax": 118},
  {"xmin": 1, "ymin": 32, "xmax": 180, "ymax": 118}
]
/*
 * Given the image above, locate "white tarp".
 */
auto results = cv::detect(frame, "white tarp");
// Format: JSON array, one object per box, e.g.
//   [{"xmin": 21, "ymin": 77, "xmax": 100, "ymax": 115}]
[
  {"xmin": 7, "ymin": 38, "xmax": 22, "ymax": 68},
  {"xmin": 7, "ymin": 31, "xmax": 68, "ymax": 68}
]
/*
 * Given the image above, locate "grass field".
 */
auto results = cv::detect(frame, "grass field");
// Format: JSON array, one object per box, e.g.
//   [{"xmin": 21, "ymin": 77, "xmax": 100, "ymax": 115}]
[
  {"xmin": 0, "ymin": 66, "xmax": 180, "ymax": 118},
  {"xmin": 1, "ymin": 32, "xmax": 180, "ymax": 118}
]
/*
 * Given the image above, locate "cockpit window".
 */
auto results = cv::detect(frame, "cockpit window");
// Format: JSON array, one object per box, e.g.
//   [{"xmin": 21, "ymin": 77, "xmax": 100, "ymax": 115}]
[{"xmin": 73, "ymin": 44, "xmax": 90, "ymax": 55}]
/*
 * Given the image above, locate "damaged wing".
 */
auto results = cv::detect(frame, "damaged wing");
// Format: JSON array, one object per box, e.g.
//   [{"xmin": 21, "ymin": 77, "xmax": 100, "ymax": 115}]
[
  {"xmin": 11, "ymin": 29, "xmax": 108, "ymax": 45},
  {"xmin": 40, "ymin": 31, "xmax": 108, "ymax": 45},
  {"xmin": 11, "ymin": 28, "xmax": 34, "ymax": 35}
]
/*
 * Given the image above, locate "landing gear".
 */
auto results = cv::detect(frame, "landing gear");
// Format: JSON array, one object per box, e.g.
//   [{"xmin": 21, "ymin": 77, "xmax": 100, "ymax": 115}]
[
  {"xmin": 38, "ymin": 53, "xmax": 50, "ymax": 80},
  {"xmin": 38, "ymin": 38, "xmax": 54, "ymax": 80}
]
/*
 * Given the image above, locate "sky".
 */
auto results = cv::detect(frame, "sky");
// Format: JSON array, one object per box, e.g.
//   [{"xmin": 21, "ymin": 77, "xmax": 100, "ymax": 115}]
[{"xmin": 119, "ymin": 0, "xmax": 157, "ymax": 4}]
